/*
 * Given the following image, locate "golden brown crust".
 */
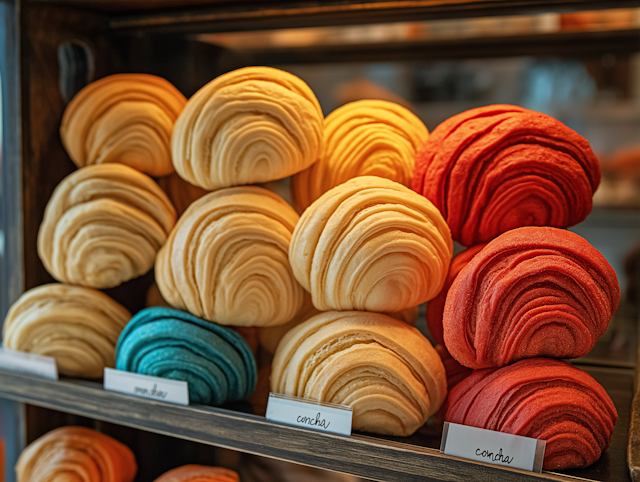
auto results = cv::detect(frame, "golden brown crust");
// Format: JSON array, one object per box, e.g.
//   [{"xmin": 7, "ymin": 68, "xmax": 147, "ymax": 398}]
[
  {"xmin": 3, "ymin": 284, "xmax": 131, "ymax": 378},
  {"xmin": 37, "ymin": 164, "xmax": 176, "ymax": 289},
  {"xmin": 61, "ymin": 73, "xmax": 186, "ymax": 177},
  {"xmin": 171, "ymin": 66, "xmax": 323, "ymax": 190}
]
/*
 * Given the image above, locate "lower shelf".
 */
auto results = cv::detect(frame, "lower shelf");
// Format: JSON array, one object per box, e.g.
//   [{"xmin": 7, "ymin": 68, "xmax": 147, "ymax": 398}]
[{"xmin": 0, "ymin": 364, "xmax": 633, "ymax": 482}]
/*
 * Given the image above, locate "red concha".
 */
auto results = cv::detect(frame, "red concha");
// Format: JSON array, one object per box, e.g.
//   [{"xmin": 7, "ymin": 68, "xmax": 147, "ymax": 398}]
[
  {"xmin": 412, "ymin": 104, "xmax": 601, "ymax": 247},
  {"xmin": 426, "ymin": 244, "xmax": 486, "ymax": 345},
  {"xmin": 443, "ymin": 227, "xmax": 619, "ymax": 369},
  {"xmin": 445, "ymin": 358, "xmax": 617, "ymax": 470}
]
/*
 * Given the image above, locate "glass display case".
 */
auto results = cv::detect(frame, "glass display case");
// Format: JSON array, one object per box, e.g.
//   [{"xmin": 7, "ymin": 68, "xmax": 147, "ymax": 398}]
[{"xmin": 1, "ymin": 1, "xmax": 639, "ymax": 481}]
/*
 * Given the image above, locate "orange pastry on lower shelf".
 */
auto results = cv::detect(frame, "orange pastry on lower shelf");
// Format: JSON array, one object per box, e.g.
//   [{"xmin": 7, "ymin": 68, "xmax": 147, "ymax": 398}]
[
  {"xmin": 153, "ymin": 465, "xmax": 239, "ymax": 482},
  {"xmin": 16, "ymin": 426, "xmax": 137, "ymax": 482}
]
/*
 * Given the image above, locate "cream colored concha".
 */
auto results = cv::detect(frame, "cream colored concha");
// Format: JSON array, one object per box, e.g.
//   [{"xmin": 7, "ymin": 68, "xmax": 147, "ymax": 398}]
[
  {"xmin": 259, "ymin": 293, "xmax": 420, "ymax": 355},
  {"xmin": 271, "ymin": 311, "xmax": 447, "ymax": 436},
  {"xmin": 155, "ymin": 186, "xmax": 304, "ymax": 327},
  {"xmin": 291, "ymin": 99, "xmax": 429, "ymax": 212},
  {"xmin": 289, "ymin": 176, "xmax": 453, "ymax": 313},
  {"xmin": 60, "ymin": 73, "xmax": 187, "ymax": 177},
  {"xmin": 171, "ymin": 66, "xmax": 323, "ymax": 190},
  {"xmin": 37, "ymin": 164, "xmax": 177, "ymax": 289},
  {"xmin": 3, "ymin": 284, "xmax": 131, "ymax": 378}
]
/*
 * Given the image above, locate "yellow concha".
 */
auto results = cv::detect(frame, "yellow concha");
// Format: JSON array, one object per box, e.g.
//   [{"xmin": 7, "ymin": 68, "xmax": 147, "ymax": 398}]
[{"xmin": 172, "ymin": 66, "xmax": 323, "ymax": 190}]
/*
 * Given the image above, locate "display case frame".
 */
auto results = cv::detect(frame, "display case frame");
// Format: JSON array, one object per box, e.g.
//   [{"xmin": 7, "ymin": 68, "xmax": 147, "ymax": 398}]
[{"xmin": 2, "ymin": 1, "xmax": 640, "ymax": 481}]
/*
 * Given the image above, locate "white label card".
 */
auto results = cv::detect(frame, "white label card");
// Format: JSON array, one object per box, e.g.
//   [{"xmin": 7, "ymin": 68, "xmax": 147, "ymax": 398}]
[
  {"xmin": 0, "ymin": 348, "xmax": 58, "ymax": 380},
  {"xmin": 441, "ymin": 422, "xmax": 546, "ymax": 473},
  {"xmin": 266, "ymin": 393, "xmax": 353, "ymax": 436},
  {"xmin": 103, "ymin": 368, "xmax": 189, "ymax": 406}
]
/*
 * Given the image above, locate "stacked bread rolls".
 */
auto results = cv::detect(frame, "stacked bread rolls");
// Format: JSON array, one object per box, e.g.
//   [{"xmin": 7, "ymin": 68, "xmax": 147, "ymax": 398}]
[{"xmin": 413, "ymin": 105, "xmax": 619, "ymax": 469}]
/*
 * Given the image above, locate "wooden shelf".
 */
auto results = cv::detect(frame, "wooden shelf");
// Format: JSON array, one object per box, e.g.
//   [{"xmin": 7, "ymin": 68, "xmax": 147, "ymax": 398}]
[
  {"xmin": 0, "ymin": 364, "xmax": 634, "ymax": 482},
  {"xmin": 22, "ymin": 0, "xmax": 640, "ymax": 33}
]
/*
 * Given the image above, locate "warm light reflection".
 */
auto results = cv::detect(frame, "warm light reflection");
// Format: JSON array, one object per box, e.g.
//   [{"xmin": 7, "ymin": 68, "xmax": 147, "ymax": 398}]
[{"xmin": 197, "ymin": 9, "xmax": 640, "ymax": 50}]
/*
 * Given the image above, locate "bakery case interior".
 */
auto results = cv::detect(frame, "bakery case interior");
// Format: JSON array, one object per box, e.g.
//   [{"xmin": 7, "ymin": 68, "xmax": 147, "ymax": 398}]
[{"xmin": 2, "ymin": 1, "xmax": 640, "ymax": 481}]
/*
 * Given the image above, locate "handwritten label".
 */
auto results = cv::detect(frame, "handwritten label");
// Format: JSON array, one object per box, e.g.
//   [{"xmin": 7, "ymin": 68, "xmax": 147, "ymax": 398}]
[
  {"xmin": 103, "ymin": 368, "xmax": 189, "ymax": 405},
  {"xmin": 265, "ymin": 393, "xmax": 353, "ymax": 436},
  {"xmin": 0, "ymin": 348, "xmax": 58, "ymax": 379},
  {"xmin": 441, "ymin": 422, "xmax": 545, "ymax": 472}
]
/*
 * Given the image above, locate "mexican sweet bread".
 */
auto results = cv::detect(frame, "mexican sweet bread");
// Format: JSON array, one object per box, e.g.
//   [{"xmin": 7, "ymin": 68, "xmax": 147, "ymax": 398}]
[
  {"xmin": 156, "ymin": 186, "xmax": 304, "ymax": 327},
  {"xmin": 61, "ymin": 73, "xmax": 187, "ymax": 177},
  {"xmin": 291, "ymin": 99, "xmax": 429, "ymax": 212},
  {"xmin": 443, "ymin": 227, "xmax": 620, "ymax": 369},
  {"xmin": 172, "ymin": 66, "xmax": 323, "ymax": 190},
  {"xmin": 3, "ymin": 284, "xmax": 131, "ymax": 378},
  {"xmin": 289, "ymin": 176, "xmax": 452, "ymax": 313},
  {"xmin": 412, "ymin": 104, "xmax": 601, "ymax": 246},
  {"xmin": 37, "ymin": 164, "xmax": 177, "ymax": 289},
  {"xmin": 446, "ymin": 358, "xmax": 617, "ymax": 470},
  {"xmin": 271, "ymin": 311, "xmax": 447, "ymax": 436},
  {"xmin": 16, "ymin": 426, "xmax": 137, "ymax": 482},
  {"xmin": 116, "ymin": 307, "xmax": 257, "ymax": 405},
  {"xmin": 153, "ymin": 465, "xmax": 239, "ymax": 482}
]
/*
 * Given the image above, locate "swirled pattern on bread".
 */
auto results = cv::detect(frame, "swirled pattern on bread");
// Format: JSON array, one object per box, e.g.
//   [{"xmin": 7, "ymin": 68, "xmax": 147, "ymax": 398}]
[
  {"xmin": 271, "ymin": 311, "xmax": 446, "ymax": 436},
  {"xmin": 37, "ymin": 164, "xmax": 176, "ymax": 289},
  {"xmin": 446, "ymin": 358, "xmax": 617, "ymax": 470},
  {"xmin": 61, "ymin": 73, "xmax": 186, "ymax": 176},
  {"xmin": 291, "ymin": 99, "xmax": 428, "ymax": 212},
  {"xmin": 156, "ymin": 186, "xmax": 303, "ymax": 327},
  {"xmin": 289, "ymin": 176, "xmax": 452, "ymax": 313},
  {"xmin": 172, "ymin": 66, "xmax": 323, "ymax": 190},
  {"xmin": 412, "ymin": 104, "xmax": 600, "ymax": 246},
  {"xmin": 3, "ymin": 283, "xmax": 131, "ymax": 378},
  {"xmin": 443, "ymin": 227, "xmax": 620, "ymax": 369},
  {"xmin": 16, "ymin": 426, "xmax": 137, "ymax": 482}
]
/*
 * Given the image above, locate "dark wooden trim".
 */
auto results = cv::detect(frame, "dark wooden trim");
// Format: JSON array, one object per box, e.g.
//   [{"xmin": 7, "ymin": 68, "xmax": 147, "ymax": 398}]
[
  {"xmin": 0, "ymin": 368, "xmax": 632, "ymax": 482},
  {"xmin": 105, "ymin": 0, "xmax": 640, "ymax": 34},
  {"xmin": 0, "ymin": 0, "xmax": 24, "ymax": 322}
]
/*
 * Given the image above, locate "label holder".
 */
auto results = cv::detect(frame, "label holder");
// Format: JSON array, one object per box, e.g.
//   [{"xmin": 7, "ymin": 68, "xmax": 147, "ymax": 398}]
[
  {"xmin": 266, "ymin": 392, "xmax": 353, "ymax": 436},
  {"xmin": 103, "ymin": 368, "xmax": 189, "ymax": 406},
  {"xmin": 440, "ymin": 422, "xmax": 546, "ymax": 473},
  {"xmin": 0, "ymin": 348, "xmax": 58, "ymax": 380}
]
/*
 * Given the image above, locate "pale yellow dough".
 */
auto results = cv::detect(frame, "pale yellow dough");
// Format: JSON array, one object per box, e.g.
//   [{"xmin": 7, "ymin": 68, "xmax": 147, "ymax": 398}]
[
  {"xmin": 271, "ymin": 311, "xmax": 447, "ymax": 436},
  {"xmin": 3, "ymin": 284, "xmax": 131, "ymax": 378},
  {"xmin": 155, "ymin": 186, "xmax": 305, "ymax": 327},
  {"xmin": 61, "ymin": 73, "xmax": 187, "ymax": 177},
  {"xmin": 289, "ymin": 176, "xmax": 453, "ymax": 313},
  {"xmin": 292, "ymin": 99, "xmax": 428, "ymax": 212},
  {"xmin": 171, "ymin": 66, "xmax": 323, "ymax": 190},
  {"xmin": 259, "ymin": 292, "xmax": 419, "ymax": 355},
  {"xmin": 37, "ymin": 164, "xmax": 177, "ymax": 289}
]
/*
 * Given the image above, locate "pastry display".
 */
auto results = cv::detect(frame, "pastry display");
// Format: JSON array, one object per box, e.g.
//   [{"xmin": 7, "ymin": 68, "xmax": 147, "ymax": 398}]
[
  {"xmin": 426, "ymin": 244, "xmax": 485, "ymax": 345},
  {"xmin": 2, "ymin": 283, "xmax": 131, "ymax": 378},
  {"xmin": 412, "ymin": 104, "xmax": 601, "ymax": 246},
  {"xmin": 153, "ymin": 465, "xmax": 239, "ymax": 482},
  {"xmin": 291, "ymin": 99, "xmax": 428, "ymax": 212},
  {"xmin": 155, "ymin": 186, "xmax": 304, "ymax": 327},
  {"xmin": 16, "ymin": 426, "xmax": 137, "ymax": 482},
  {"xmin": 259, "ymin": 293, "xmax": 418, "ymax": 355},
  {"xmin": 37, "ymin": 163, "xmax": 176, "ymax": 289},
  {"xmin": 445, "ymin": 358, "xmax": 617, "ymax": 470},
  {"xmin": 443, "ymin": 227, "xmax": 620, "ymax": 369},
  {"xmin": 271, "ymin": 311, "xmax": 447, "ymax": 436},
  {"xmin": 116, "ymin": 307, "xmax": 257, "ymax": 405},
  {"xmin": 289, "ymin": 176, "xmax": 452, "ymax": 313},
  {"xmin": 157, "ymin": 172, "xmax": 210, "ymax": 217},
  {"xmin": 172, "ymin": 66, "xmax": 323, "ymax": 190},
  {"xmin": 61, "ymin": 73, "xmax": 187, "ymax": 177}
]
